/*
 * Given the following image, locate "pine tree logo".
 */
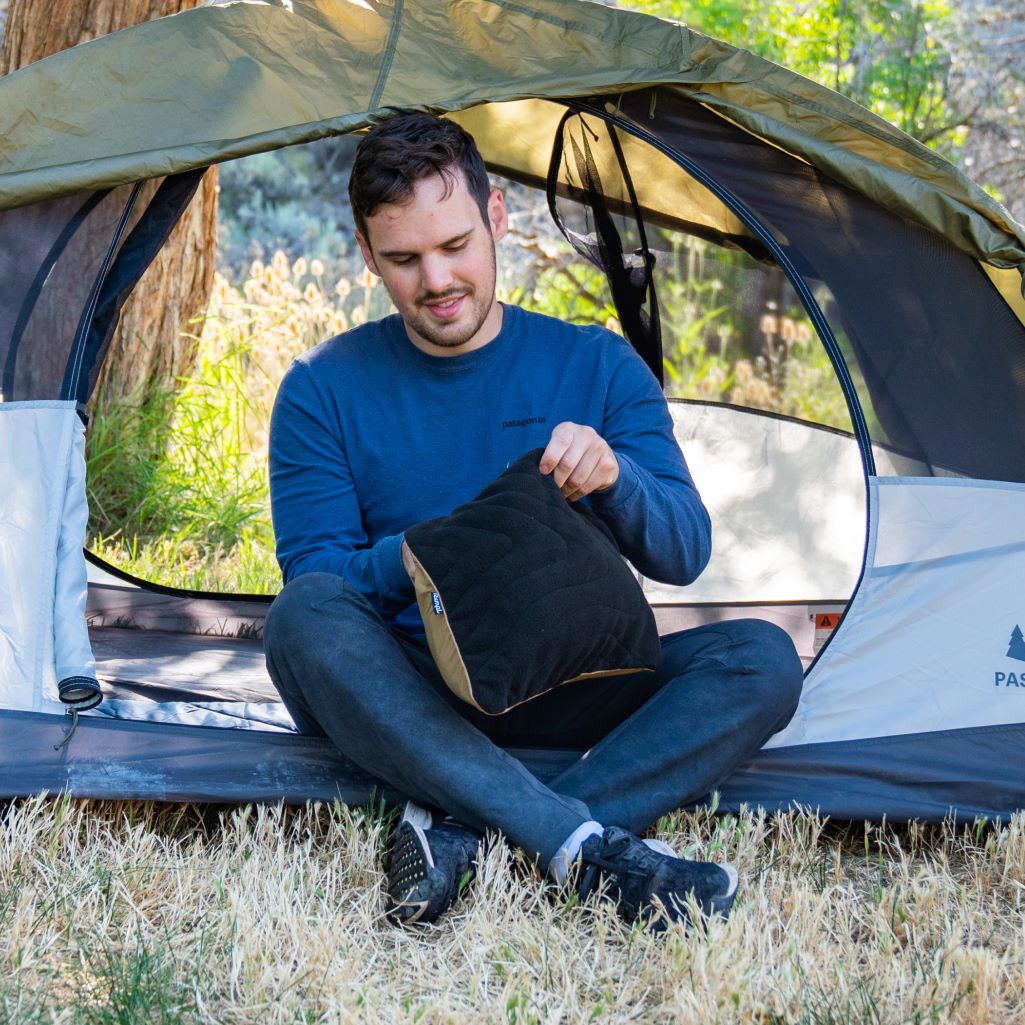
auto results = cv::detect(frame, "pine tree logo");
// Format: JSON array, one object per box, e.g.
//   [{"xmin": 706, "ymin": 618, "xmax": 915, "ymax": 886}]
[{"xmin": 1009, "ymin": 625, "xmax": 1025, "ymax": 663}]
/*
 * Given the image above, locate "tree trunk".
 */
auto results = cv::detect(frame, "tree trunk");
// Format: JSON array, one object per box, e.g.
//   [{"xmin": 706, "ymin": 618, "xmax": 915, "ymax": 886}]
[{"xmin": 0, "ymin": 0, "xmax": 217, "ymax": 411}]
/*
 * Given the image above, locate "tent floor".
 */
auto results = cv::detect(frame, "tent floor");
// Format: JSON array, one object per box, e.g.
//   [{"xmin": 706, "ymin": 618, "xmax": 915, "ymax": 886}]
[{"xmin": 92, "ymin": 624, "xmax": 277, "ymax": 706}]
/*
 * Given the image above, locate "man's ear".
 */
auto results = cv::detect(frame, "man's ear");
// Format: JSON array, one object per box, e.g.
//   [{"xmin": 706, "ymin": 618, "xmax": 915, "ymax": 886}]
[
  {"xmin": 487, "ymin": 188, "xmax": 509, "ymax": 244},
  {"xmin": 355, "ymin": 229, "xmax": 380, "ymax": 277}
]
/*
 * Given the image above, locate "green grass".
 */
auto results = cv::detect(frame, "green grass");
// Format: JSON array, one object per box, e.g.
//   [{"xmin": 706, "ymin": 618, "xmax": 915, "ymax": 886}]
[{"xmin": 90, "ymin": 532, "xmax": 280, "ymax": 594}]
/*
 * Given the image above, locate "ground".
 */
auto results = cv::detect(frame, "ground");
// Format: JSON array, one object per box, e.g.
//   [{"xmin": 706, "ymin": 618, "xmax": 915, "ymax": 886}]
[{"xmin": 2, "ymin": 796, "xmax": 1022, "ymax": 1023}]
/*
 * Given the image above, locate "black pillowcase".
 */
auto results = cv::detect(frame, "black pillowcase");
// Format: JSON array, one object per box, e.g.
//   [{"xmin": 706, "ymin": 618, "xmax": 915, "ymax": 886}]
[{"xmin": 404, "ymin": 448, "xmax": 660, "ymax": 715}]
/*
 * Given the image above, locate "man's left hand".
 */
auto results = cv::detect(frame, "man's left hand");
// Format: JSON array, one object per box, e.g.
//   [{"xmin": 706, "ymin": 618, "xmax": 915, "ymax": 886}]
[{"xmin": 539, "ymin": 422, "xmax": 619, "ymax": 502}]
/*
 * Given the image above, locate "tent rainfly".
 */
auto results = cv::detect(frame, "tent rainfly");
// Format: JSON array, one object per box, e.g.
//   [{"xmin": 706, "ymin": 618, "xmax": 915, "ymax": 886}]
[{"xmin": 2, "ymin": 0, "xmax": 1025, "ymax": 818}]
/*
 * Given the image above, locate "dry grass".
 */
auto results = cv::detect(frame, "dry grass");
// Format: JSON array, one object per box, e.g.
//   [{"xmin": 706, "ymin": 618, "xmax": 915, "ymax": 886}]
[{"xmin": 3, "ymin": 796, "xmax": 1024, "ymax": 1023}]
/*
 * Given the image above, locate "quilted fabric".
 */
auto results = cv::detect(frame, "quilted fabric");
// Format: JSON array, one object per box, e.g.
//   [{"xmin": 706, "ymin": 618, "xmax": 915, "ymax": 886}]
[{"xmin": 404, "ymin": 449, "xmax": 660, "ymax": 715}]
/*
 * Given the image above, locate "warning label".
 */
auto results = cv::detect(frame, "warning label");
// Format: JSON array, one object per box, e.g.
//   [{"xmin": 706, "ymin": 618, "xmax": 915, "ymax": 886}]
[{"xmin": 812, "ymin": 613, "xmax": 842, "ymax": 656}]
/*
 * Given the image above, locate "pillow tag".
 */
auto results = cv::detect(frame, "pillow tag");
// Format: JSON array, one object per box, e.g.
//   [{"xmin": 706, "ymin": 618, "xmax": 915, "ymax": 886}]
[{"xmin": 431, "ymin": 591, "xmax": 444, "ymax": 615}]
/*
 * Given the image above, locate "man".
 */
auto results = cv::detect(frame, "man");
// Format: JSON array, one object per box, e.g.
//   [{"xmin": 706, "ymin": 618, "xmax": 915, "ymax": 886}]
[{"xmin": 265, "ymin": 112, "xmax": 803, "ymax": 929}]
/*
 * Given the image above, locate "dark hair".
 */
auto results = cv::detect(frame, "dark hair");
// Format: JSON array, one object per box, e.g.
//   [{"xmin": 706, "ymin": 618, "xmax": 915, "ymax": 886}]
[{"xmin": 348, "ymin": 113, "xmax": 491, "ymax": 237}]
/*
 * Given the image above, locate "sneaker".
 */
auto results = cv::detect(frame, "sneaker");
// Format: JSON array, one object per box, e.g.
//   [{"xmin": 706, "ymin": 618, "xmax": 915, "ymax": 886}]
[
  {"xmin": 385, "ymin": 802, "xmax": 483, "ymax": 926},
  {"xmin": 575, "ymin": 826, "xmax": 738, "ymax": 931}
]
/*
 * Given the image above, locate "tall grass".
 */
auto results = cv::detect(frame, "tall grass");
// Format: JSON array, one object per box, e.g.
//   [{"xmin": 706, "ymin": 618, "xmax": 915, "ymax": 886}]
[
  {"xmin": 3, "ymin": 796, "xmax": 1024, "ymax": 1023},
  {"xmin": 86, "ymin": 254, "xmax": 390, "ymax": 592}
]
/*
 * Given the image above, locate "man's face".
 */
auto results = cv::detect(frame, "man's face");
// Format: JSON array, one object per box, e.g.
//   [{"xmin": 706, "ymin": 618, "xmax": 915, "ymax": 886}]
[{"xmin": 355, "ymin": 169, "xmax": 508, "ymax": 356}]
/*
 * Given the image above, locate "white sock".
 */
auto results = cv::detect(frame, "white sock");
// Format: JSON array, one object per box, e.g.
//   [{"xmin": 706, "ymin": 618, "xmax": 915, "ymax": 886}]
[
  {"xmin": 548, "ymin": 820, "xmax": 603, "ymax": 885},
  {"xmin": 400, "ymin": 801, "xmax": 433, "ymax": 831}
]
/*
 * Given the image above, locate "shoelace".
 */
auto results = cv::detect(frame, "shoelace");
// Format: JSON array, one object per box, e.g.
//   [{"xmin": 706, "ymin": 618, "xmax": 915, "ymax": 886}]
[{"xmin": 577, "ymin": 834, "xmax": 657, "ymax": 901}]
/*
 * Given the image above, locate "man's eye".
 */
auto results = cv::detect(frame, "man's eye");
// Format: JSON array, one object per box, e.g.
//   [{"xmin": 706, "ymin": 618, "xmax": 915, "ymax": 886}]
[
  {"xmin": 392, "ymin": 257, "xmax": 415, "ymax": 266},
  {"xmin": 445, "ymin": 242, "xmax": 468, "ymax": 253}
]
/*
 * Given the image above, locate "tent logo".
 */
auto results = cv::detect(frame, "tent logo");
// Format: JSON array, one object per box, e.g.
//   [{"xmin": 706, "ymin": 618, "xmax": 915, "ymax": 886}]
[
  {"xmin": 1009, "ymin": 625, "xmax": 1025, "ymax": 663},
  {"xmin": 995, "ymin": 625, "xmax": 1025, "ymax": 688}
]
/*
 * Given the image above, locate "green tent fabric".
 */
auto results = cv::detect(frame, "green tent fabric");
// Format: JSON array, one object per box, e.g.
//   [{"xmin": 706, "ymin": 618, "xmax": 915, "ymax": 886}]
[{"xmin": 1, "ymin": 0, "xmax": 1024, "ymax": 278}]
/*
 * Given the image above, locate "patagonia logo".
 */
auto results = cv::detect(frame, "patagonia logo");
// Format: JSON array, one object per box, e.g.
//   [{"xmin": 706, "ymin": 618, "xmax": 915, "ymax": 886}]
[
  {"xmin": 431, "ymin": 592, "xmax": 444, "ymax": 615},
  {"xmin": 502, "ymin": 416, "xmax": 547, "ymax": 429}
]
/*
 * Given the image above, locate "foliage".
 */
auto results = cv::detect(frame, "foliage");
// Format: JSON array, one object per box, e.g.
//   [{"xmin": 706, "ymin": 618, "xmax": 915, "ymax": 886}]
[
  {"xmin": 217, "ymin": 135, "xmax": 359, "ymax": 285},
  {"xmin": 624, "ymin": 0, "xmax": 965, "ymax": 154},
  {"xmin": 622, "ymin": 0, "xmax": 1025, "ymax": 218},
  {"xmin": 86, "ymin": 252, "xmax": 392, "ymax": 592}
]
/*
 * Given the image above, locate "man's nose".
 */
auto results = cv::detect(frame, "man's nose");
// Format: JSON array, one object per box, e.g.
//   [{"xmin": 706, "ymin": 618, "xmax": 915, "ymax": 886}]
[{"xmin": 420, "ymin": 254, "xmax": 454, "ymax": 295}]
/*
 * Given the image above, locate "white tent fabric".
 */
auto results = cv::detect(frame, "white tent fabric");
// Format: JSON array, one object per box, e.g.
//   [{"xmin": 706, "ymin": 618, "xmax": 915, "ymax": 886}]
[
  {"xmin": 0, "ymin": 402, "xmax": 96, "ymax": 713},
  {"xmin": 767, "ymin": 476, "xmax": 1025, "ymax": 748},
  {"xmin": 647, "ymin": 403, "xmax": 866, "ymax": 604}
]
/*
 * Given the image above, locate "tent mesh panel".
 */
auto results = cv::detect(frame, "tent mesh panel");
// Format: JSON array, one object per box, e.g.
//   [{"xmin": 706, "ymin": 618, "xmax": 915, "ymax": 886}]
[
  {"xmin": 547, "ymin": 111, "xmax": 664, "ymax": 385},
  {"xmin": 616, "ymin": 89, "xmax": 1025, "ymax": 483},
  {"xmin": 545, "ymin": 106, "xmax": 856, "ymax": 442},
  {"xmin": 0, "ymin": 171, "xmax": 204, "ymax": 405},
  {"xmin": 0, "ymin": 186, "xmax": 137, "ymax": 403}
]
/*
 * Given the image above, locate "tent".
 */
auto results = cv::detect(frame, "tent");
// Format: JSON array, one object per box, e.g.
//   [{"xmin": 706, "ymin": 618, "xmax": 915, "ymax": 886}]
[{"xmin": 2, "ymin": 0, "xmax": 1025, "ymax": 818}]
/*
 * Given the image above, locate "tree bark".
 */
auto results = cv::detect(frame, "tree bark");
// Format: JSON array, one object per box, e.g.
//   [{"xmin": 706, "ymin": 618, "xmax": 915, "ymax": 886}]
[{"xmin": 0, "ymin": 0, "xmax": 217, "ymax": 411}]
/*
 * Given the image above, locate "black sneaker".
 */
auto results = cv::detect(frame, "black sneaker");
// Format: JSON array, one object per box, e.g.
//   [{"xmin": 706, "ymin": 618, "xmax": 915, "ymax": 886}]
[
  {"xmin": 385, "ymin": 802, "xmax": 483, "ymax": 926},
  {"xmin": 575, "ymin": 826, "xmax": 739, "ymax": 931}
]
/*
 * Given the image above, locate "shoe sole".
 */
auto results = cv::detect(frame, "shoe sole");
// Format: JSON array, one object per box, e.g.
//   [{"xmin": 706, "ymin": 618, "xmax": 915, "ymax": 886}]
[
  {"xmin": 708, "ymin": 863, "xmax": 739, "ymax": 918},
  {"xmin": 386, "ymin": 820, "xmax": 449, "ymax": 926}
]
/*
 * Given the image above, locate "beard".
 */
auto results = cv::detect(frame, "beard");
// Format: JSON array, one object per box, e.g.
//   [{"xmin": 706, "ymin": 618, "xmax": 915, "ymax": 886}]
[
  {"xmin": 405, "ymin": 286, "xmax": 495, "ymax": 349},
  {"xmin": 395, "ymin": 245, "xmax": 498, "ymax": 351}
]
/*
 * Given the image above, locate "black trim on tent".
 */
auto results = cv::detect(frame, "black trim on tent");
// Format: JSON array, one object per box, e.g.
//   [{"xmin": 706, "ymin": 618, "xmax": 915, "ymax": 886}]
[
  {"xmin": 0, "ymin": 707, "xmax": 576, "ymax": 805},
  {"xmin": 6, "ymin": 707, "xmax": 1025, "ymax": 820},
  {"xmin": 2, "ymin": 190, "xmax": 109, "ymax": 399},
  {"xmin": 85, "ymin": 549, "xmax": 275, "ymax": 605},
  {"xmin": 667, "ymin": 397, "xmax": 859, "ymax": 440},
  {"xmin": 547, "ymin": 110, "xmax": 664, "ymax": 385},
  {"xmin": 69, "ymin": 169, "xmax": 207, "ymax": 405},
  {"xmin": 671, "ymin": 397, "xmax": 971, "ymax": 475},
  {"xmin": 62, "ymin": 182, "xmax": 144, "ymax": 402},
  {"xmin": 713, "ymin": 720, "xmax": 1025, "ymax": 820},
  {"xmin": 504, "ymin": 155, "xmax": 773, "ymax": 260},
  {"xmin": 85, "ymin": 547, "xmax": 851, "ymax": 614}
]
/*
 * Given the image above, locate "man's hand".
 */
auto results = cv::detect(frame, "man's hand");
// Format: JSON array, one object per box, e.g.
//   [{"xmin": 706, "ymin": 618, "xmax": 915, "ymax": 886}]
[{"xmin": 539, "ymin": 422, "xmax": 619, "ymax": 502}]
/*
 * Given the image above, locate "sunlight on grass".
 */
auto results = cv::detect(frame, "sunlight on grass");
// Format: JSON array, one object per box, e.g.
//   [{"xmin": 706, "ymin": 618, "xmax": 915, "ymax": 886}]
[
  {"xmin": 90, "ymin": 532, "xmax": 281, "ymax": 594},
  {"xmin": 2, "ymin": 796, "xmax": 1023, "ymax": 1023},
  {"xmin": 85, "ymin": 253, "xmax": 390, "ymax": 592}
]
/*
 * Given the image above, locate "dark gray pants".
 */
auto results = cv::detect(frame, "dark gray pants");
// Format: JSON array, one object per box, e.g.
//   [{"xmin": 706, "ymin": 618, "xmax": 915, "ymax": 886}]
[{"xmin": 265, "ymin": 573, "xmax": 804, "ymax": 864}]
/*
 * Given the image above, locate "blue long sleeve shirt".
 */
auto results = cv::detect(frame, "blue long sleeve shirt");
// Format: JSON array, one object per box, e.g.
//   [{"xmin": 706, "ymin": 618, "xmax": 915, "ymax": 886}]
[{"xmin": 268, "ymin": 304, "xmax": 711, "ymax": 632}]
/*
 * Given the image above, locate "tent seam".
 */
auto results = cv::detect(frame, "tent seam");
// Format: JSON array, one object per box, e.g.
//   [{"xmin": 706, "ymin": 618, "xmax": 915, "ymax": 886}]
[{"xmin": 368, "ymin": 0, "xmax": 405, "ymax": 112}]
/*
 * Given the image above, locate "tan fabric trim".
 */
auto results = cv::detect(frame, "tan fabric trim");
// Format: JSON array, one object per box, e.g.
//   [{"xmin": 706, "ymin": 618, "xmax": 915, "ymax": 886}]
[
  {"xmin": 408, "ymin": 553, "xmax": 482, "ymax": 712},
  {"xmin": 561, "ymin": 667, "xmax": 650, "ymax": 686},
  {"xmin": 482, "ymin": 666, "xmax": 654, "ymax": 718}
]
